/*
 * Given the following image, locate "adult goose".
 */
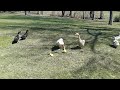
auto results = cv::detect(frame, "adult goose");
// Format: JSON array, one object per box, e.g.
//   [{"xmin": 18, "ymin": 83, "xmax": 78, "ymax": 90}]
[
  {"xmin": 20, "ymin": 30, "xmax": 29, "ymax": 40},
  {"xmin": 12, "ymin": 31, "xmax": 21, "ymax": 44},
  {"xmin": 110, "ymin": 32, "xmax": 120, "ymax": 48},
  {"xmin": 49, "ymin": 38, "xmax": 66, "ymax": 56},
  {"xmin": 75, "ymin": 33, "xmax": 85, "ymax": 48}
]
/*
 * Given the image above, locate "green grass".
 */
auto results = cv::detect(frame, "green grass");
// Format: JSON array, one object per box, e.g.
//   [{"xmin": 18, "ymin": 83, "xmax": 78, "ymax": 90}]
[{"xmin": 0, "ymin": 12, "xmax": 120, "ymax": 79}]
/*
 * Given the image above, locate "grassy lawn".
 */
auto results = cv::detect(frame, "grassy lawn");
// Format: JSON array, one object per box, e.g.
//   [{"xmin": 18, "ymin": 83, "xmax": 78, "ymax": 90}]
[{"xmin": 0, "ymin": 12, "xmax": 120, "ymax": 79}]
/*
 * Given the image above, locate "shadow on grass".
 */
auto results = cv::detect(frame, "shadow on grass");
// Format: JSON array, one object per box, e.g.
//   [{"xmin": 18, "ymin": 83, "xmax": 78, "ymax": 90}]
[
  {"xmin": 71, "ymin": 55, "xmax": 120, "ymax": 79},
  {"xmin": 71, "ymin": 46, "xmax": 81, "ymax": 50},
  {"xmin": 81, "ymin": 25, "xmax": 120, "ymax": 35},
  {"xmin": 87, "ymin": 29, "xmax": 102, "ymax": 53},
  {"xmin": 0, "ymin": 23, "xmax": 80, "ymax": 33},
  {"xmin": 0, "ymin": 15, "xmax": 75, "ymax": 23},
  {"xmin": 86, "ymin": 28, "xmax": 120, "ymax": 52}
]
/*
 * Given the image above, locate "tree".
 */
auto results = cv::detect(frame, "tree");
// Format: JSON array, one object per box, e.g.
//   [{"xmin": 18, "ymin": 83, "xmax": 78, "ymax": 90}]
[
  {"xmin": 69, "ymin": 11, "xmax": 72, "ymax": 17},
  {"xmin": 108, "ymin": 11, "xmax": 113, "ymax": 25},
  {"xmin": 90, "ymin": 11, "xmax": 92, "ymax": 18},
  {"xmin": 92, "ymin": 11, "xmax": 95, "ymax": 20},
  {"xmin": 62, "ymin": 11, "xmax": 65, "ymax": 17},
  {"xmin": 83, "ymin": 11, "xmax": 85, "ymax": 19},
  {"xmin": 90, "ymin": 11, "xmax": 94, "ymax": 20},
  {"xmin": 25, "ymin": 11, "xmax": 27, "ymax": 15},
  {"xmin": 99, "ymin": 11, "xmax": 103, "ymax": 19},
  {"xmin": 37, "ymin": 11, "xmax": 40, "ymax": 14}
]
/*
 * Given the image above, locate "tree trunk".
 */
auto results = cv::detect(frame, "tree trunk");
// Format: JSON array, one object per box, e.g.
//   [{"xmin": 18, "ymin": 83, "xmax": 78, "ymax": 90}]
[
  {"xmin": 83, "ymin": 11, "xmax": 85, "ymax": 19},
  {"xmin": 108, "ymin": 11, "xmax": 113, "ymax": 25},
  {"xmin": 25, "ymin": 11, "xmax": 27, "ymax": 15},
  {"xmin": 92, "ymin": 11, "xmax": 94, "ymax": 20},
  {"xmin": 99, "ymin": 11, "xmax": 103, "ymax": 19},
  {"xmin": 37, "ymin": 11, "xmax": 40, "ymax": 14},
  {"xmin": 90, "ymin": 11, "xmax": 95, "ymax": 20},
  {"xmin": 69, "ymin": 11, "xmax": 72, "ymax": 17},
  {"xmin": 90, "ymin": 11, "xmax": 92, "ymax": 18},
  {"xmin": 62, "ymin": 11, "xmax": 65, "ymax": 17}
]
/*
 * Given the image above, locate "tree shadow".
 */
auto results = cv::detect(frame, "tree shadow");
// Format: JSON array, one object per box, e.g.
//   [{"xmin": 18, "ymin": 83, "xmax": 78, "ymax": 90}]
[
  {"xmin": 86, "ymin": 28, "xmax": 120, "ymax": 50},
  {"xmin": 86, "ymin": 29, "xmax": 102, "ymax": 53},
  {"xmin": 71, "ymin": 55, "xmax": 120, "ymax": 79}
]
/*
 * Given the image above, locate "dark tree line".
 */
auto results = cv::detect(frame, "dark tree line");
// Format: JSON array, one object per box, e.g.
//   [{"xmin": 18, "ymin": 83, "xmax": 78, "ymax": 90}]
[{"xmin": 24, "ymin": 11, "xmax": 113, "ymax": 25}]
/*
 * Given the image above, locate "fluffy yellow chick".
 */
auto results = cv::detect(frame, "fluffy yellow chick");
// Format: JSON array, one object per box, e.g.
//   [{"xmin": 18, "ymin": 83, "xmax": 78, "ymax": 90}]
[{"xmin": 49, "ymin": 53, "xmax": 54, "ymax": 57}]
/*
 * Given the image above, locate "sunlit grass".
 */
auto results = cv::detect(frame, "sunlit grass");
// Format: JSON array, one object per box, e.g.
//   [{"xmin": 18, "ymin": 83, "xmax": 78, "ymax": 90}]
[{"xmin": 0, "ymin": 13, "xmax": 120, "ymax": 79}]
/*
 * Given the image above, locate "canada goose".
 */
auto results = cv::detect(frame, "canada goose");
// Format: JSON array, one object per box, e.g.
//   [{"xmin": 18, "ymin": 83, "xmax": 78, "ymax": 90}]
[
  {"xmin": 12, "ymin": 31, "xmax": 21, "ymax": 44},
  {"xmin": 75, "ymin": 33, "xmax": 85, "ymax": 48},
  {"xmin": 20, "ymin": 30, "xmax": 28, "ymax": 40},
  {"xmin": 49, "ymin": 38, "xmax": 66, "ymax": 56}
]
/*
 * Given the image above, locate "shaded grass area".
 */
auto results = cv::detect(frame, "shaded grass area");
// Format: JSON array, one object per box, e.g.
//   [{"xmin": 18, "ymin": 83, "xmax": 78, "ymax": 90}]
[{"xmin": 0, "ymin": 13, "xmax": 120, "ymax": 79}]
